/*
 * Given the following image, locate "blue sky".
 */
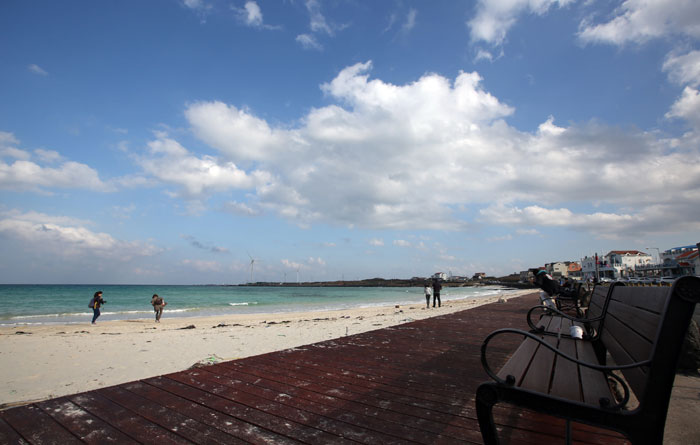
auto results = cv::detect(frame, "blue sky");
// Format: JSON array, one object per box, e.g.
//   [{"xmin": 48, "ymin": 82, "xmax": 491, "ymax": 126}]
[{"xmin": 1, "ymin": 0, "xmax": 699, "ymax": 284}]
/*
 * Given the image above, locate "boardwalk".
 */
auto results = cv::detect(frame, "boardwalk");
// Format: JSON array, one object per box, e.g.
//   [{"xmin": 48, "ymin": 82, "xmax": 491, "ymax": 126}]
[{"xmin": 0, "ymin": 293, "xmax": 628, "ymax": 444}]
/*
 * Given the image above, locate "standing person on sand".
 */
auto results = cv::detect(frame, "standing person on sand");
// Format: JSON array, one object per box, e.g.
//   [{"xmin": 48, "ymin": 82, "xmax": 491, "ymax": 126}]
[
  {"xmin": 432, "ymin": 278, "xmax": 442, "ymax": 308},
  {"xmin": 424, "ymin": 283, "xmax": 432, "ymax": 308},
  {"xmin": 89, "ymin": 291, "xmax": 106, "ymax": 324},
  {"xmin": 151, "ymin": 294, "xmax": 167, "ymax": 322}
]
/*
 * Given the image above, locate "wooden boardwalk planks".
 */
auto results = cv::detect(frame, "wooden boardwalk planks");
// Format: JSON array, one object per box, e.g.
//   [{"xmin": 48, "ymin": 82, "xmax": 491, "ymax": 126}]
[{"xmin": 0, "ymin": 293, "xmax": 628, "ymax": 444}]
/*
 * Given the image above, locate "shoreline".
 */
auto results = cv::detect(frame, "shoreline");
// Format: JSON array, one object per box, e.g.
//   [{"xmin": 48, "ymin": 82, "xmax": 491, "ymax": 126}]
[
  {"xmin": 1, "ymin": 285, "xmax": 522, "ymax": 327},
  {"xmin": 0, "ymin": 289, "xmax": 532, "ymax": 408}
]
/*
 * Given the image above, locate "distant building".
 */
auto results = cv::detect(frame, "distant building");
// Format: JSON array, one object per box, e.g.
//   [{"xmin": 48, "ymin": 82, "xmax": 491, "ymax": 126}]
[
  {"xmin": 567, "ymin": 262, "xmax": 582, "ymax": 279},
  {"xmin": 606, "ymin": 250, "xmax": 652, "ymax": 277},
  {"xmin": 472, "ymin": 272, "xmax": 486, "ymax": 280},
  {"xmin": 545, "ymin": 262, "xmax": 571, "ymax": 278},
  {"xmin": 661, "ymin": 245, "xmax": 697, "ymax": 263},
  {"xmin": 432, "ymin": 272, "xmax": 447, "ymax": 280}
]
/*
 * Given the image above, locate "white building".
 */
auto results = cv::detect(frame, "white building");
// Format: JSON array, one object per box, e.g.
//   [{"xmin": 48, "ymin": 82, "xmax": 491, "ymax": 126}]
[
  {"xmin": 606, "ymin": 250, "xmax": 652, "ymax": 277},
  {"xmin": 546, "ymin": 262, "xmax": 570, "ymax": 278}
]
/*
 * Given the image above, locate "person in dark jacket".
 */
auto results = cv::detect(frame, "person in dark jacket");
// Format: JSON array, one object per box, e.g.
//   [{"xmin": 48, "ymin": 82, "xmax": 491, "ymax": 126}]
[{"xmin": 89, "ymin": 291, "xmax": 106, "ymax": 324}]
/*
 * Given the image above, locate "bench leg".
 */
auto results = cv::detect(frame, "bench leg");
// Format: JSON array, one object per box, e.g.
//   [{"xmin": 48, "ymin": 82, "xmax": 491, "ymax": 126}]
[{"xmin": 476, "ymin": 384, "xmax": 500, "ymax": 444}]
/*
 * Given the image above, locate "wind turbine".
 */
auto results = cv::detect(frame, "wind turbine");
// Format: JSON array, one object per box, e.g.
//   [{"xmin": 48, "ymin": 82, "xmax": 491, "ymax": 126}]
[{"xmin": 247, "ymin": 251, "xmax": 257, "ymax": 283}]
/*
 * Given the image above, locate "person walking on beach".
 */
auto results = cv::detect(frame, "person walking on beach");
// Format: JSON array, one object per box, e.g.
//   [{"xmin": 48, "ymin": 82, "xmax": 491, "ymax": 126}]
[
  {"xmin": 432, "ymin": 278, "xmax": 442, "ymax": 308},
  {"xmin": 89, "ymin": 291, "xmax": 105, "ymax": 324},
  {"xmin": 151, "ymin": 294, "xmax": 166, "ymax": 322},
  {"xmin": 424, "ymin": 283, "xmax": 432, "ymax": 308}
]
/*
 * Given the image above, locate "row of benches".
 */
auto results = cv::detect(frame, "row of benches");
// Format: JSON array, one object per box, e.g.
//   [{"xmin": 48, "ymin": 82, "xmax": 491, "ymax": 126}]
[{"xmin": 476, "ymin": 276, "xmax": 700, "ymax": 444}]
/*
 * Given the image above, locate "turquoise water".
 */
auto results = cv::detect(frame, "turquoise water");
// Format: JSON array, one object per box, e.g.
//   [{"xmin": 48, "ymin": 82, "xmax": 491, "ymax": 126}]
[{"xmin": 0, "ymin": 284, "xmax": 516, "ymax": 325}]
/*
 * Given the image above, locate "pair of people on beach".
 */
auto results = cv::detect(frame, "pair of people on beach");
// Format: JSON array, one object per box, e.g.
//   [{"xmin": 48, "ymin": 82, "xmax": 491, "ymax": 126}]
[
  {"xmin": 424, "ymin": 279, "xmax": 442, "ymax": 308},
  {"xmin": 89, "ymin": 292, "xmax": 167, "ymax": 324}
]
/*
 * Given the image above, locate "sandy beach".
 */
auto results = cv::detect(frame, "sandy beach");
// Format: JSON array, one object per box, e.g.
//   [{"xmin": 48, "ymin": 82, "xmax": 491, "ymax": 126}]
[{"xmin": 0, "ymin": 289, "xmax": 532, "ymax": 408}]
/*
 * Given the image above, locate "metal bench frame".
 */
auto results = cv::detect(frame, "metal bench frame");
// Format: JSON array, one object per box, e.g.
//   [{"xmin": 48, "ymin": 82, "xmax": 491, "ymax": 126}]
[
  {"xmin": 475, "ymin": 276, "xmax": 700, "ymax": 444},
  {"xmin": 526, "ymin": 283, "xmax": 623, "ymax": 342}
]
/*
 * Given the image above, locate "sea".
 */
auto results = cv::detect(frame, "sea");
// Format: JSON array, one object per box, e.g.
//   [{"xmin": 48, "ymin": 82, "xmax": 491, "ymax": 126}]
[{"xmin": 0, "ymin": 284, "xmax": 519, "ymax": 326}]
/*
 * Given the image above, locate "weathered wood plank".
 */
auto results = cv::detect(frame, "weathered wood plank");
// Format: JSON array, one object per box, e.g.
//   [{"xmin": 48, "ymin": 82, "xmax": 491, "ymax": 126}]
[
  {"xmin": 68, "ymin": 391, "xmax": 190, "ymax": 445},
  {"xmin": 37, "ymin": 397, "xmax": 139, "ymax": 445},
  {"xmin": 550, "ymin": 337, "xmax": 582, "ymax": 401},
  {"xmin": 575, "ymin": 340, "xmax": 612, "ymax": 406},
  {"xmin": 123, "ymin": 380, "xmax": 298, "ymax": 445},
  {"xmin": 1, "ymin": 404, "xmax": 83, "ymax": 445}
]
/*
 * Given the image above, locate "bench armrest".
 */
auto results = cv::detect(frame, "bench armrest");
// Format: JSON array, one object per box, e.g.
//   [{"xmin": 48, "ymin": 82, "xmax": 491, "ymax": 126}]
[{"xmin": 480, "ymin": 328, "xmax": 652, "ymax": 409}]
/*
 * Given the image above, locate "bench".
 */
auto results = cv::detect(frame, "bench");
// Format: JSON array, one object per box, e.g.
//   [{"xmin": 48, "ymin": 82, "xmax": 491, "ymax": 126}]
[
  {"xmin": 476, "ymin": 276, "xmax": 700, "ymax": 444},
  {"xmin": 526, "ymin": 283, "xmax": 621, "ymax": 342}
]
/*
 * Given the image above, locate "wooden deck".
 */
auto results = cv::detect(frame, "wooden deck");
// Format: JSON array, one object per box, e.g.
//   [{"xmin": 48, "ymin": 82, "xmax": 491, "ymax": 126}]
[{"xmin": 0, "ymin": 293, "xmax": 629, "ymax": 444}]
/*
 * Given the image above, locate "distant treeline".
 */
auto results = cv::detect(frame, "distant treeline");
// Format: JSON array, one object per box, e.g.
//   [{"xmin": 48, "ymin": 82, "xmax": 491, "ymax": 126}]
[{"xmin": 235, "ymin": 276, "xmax": 537, "ymax": 289}]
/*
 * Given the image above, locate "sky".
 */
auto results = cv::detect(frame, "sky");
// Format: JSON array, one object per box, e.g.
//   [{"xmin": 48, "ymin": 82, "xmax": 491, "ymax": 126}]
[{"xmin": 1, "ymin": 0, "xmax": 699, "ymax": 285}]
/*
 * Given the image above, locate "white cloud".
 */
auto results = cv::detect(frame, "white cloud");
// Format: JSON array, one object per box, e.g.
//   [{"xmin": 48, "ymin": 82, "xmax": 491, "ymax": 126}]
[
  {"xmin": 296, "ymin": 33, "xmax": 323, "ymax": 50},
  {"xmin": 185, "ymin": 102, "xmax": 286, "ymax": 161},
  {"xmin": 401, "ymin": 9, "xmax": 417, "ymax": 34},
  {"xmin": 0, "ymin": 210, "xmax": 161, "ymax": 259},
  {"xmin": 306, "ymin": 0, "xmax": 333, "ymax": 36},
  {"xmin": 0, "ymin": 135, "xmax": 111, "ymax": 193},
  {"xmin": 234, "ymin": 1, "xmax": 280, "ymax": 29},
  {"xmin": 222, "ymin": 200, "xmax": 261, "ymax": 216},
  {"xmin": 243, "ymin": 1, "xmax": 263, "ymax": 26},
  {"xmin": 393, "ymin": 239, "xmax": 411, "ymax": 247},
  {"xmin": 282, "ymin": 259, "xmax": 304, "ymax": 270},
  {"xmin": 183, "ymin": 0, "xmax": 204, "ymax": 9},
  {"xmin": 34, "ymin": 149, "xmax": 62, "ymax": 163},
  {"xmin": 28, "ymin": 64, "xmax": 48, "ymax": 76},
  {"xmin": 666, "ymin": 86, "xmax": 700, "ymax": 129},
  {"xmin": 178, "ymin": 61, "xmax": 700, "ymax": 238},
  {"xmin": 469, "ymin": 0, "xmax": 574, "ymax": 45},
  {"xmin": 369, "ymin": 238, "xmax": 384, "ymax": 246},
  {"xmin": 578, "ymin": 0, "xmax": 700, "ymax": 46},
  {"xmin": 307, "ymin": 256, "xmax": 326, "ymax": 266},
  {"xmin": 136, "ymin": 132, "xmax": 270, "ymax": 199},
  {"xmin": 663, "ymin": 50, "xmax": 700, "ymax": 87}
]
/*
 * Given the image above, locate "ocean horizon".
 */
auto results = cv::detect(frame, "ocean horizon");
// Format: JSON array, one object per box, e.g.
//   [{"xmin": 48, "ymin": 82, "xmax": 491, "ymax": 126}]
[{"xmin": 0, "ymin": 284, "xmax": 519, "ymax": 326}]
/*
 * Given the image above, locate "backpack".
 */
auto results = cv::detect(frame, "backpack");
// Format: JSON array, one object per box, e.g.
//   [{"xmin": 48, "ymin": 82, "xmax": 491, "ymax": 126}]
[{"xmin": 88, "ymin": 298, "xmax": 95, "ymax": 308}]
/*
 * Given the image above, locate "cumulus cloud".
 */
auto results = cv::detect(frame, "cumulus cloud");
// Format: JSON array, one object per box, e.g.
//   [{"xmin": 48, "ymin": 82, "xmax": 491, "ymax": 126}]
[
  {"xmin": 578, "ymin": 0, "xmax": 700, "ymax": 46},
  {"xmin": 135, "ymin": 132, "xmax": 270, "ymax": 199},
  {"xmin": 0, "ymin": 133, "xmax": 111, "ymax": 193},
  {"xmin": 393, "ymin": 239, "xmax": 411, "ymax": 247},
  {"xmin": 0, "ymin": 209, "xmax": 161, "ymax": 259},
  {"xmin": 469, "ymin": 0, "xmax": 574, "ymax": 45},
  {"xmin": 663, "ymin": 50, "xmax": 700, "ymax": 87},
  {"xmin": 666, "ymin": 86, "xmax": 700, "ymax": 129},
  {"xmin": 176, "ymin": 61, "xmax": 700, "ymax": 238}
]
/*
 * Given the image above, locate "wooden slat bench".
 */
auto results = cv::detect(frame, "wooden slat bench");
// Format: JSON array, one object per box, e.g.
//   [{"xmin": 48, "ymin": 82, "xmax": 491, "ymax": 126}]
[
  {"xmin": 476, "ymin": 276, "xmax": 700, "ymax": 444},
  {"xmin": 526, "ymin": 283, "xmax": 622, "ymax": 343}
]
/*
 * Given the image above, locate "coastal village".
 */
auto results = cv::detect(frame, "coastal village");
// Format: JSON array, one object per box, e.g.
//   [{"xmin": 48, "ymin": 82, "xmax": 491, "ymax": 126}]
[{"xmin": 523, "ymin": 243, "xmax": 700, "ymax": 283}]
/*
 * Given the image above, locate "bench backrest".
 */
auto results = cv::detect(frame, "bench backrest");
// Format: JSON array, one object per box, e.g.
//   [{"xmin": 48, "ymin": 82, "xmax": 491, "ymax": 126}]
[
  {"xmin": 585, "ymin": 283, "xmax": 622, "ymax": 335},
  {"xmin": 598, "ymin": 277, "xmax": 700, "ymax": 407}
]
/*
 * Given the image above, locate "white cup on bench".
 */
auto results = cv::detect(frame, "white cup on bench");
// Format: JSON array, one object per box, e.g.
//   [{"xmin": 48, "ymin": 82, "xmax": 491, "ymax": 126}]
[{"xmin": 570, "ymin": 325, "xmax": 584, "ymax": 339}]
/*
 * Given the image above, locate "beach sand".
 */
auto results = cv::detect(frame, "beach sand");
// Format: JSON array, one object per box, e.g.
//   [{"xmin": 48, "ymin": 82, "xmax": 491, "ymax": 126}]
[{"xmin": 0, "ymin": 290, "xmax": 532, "ymax": 408}]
